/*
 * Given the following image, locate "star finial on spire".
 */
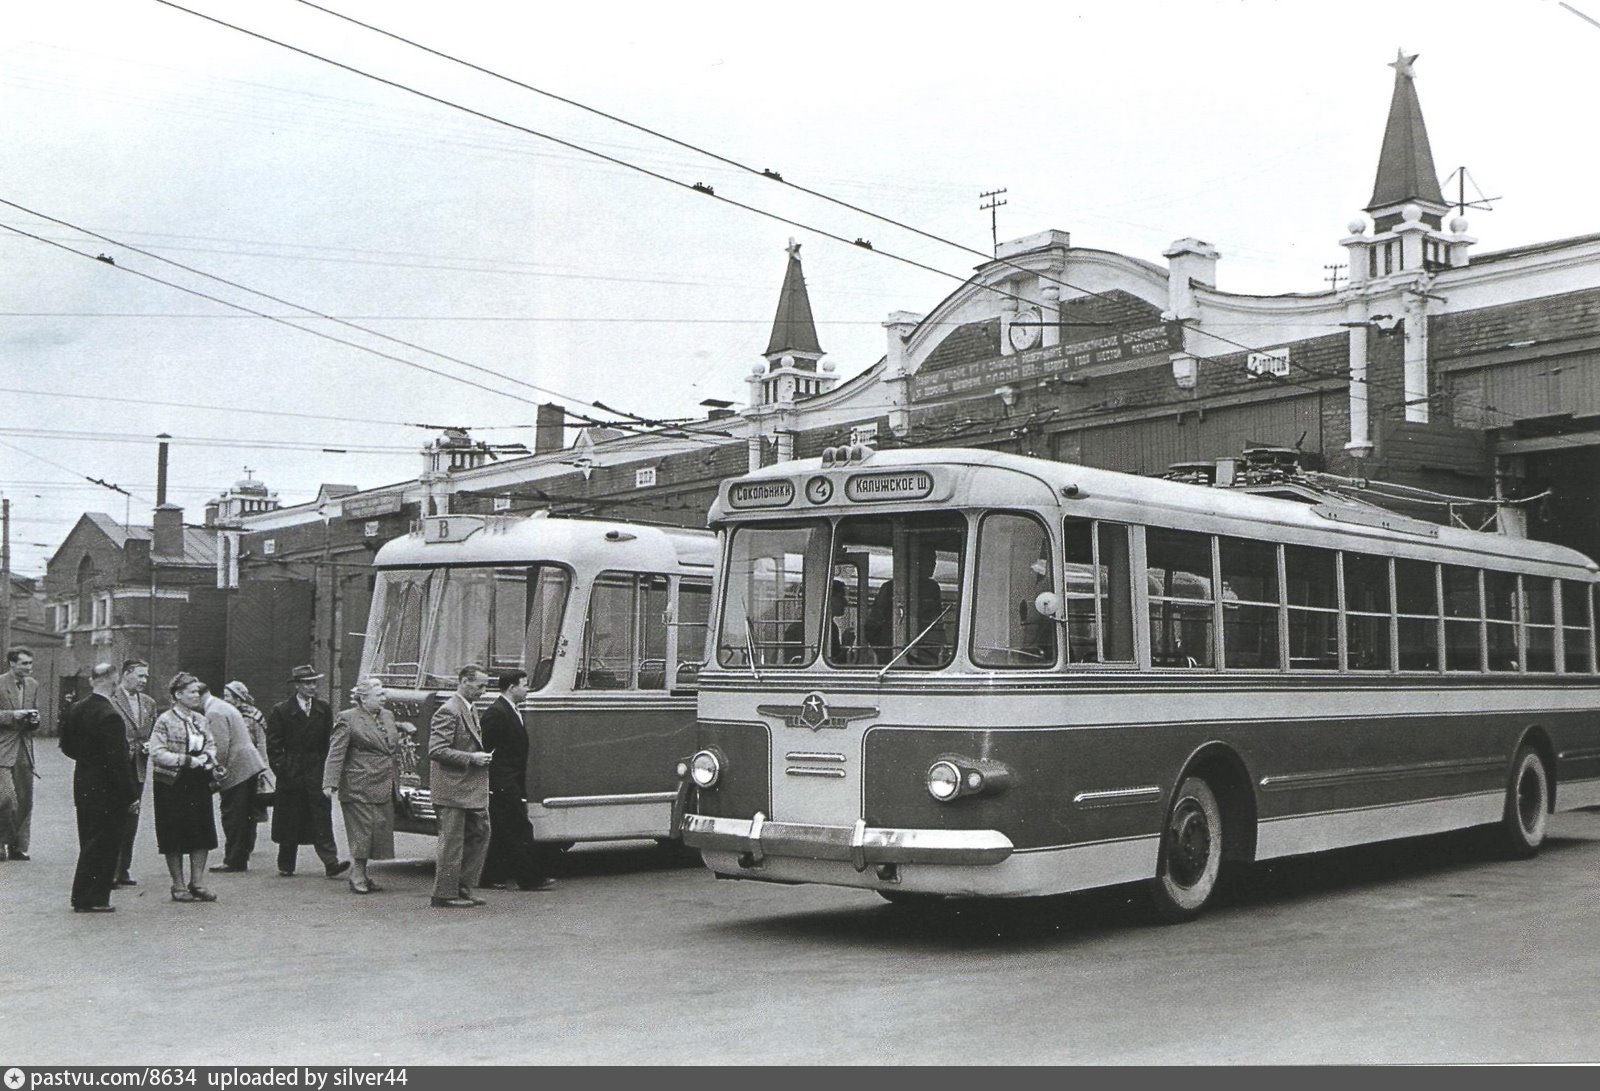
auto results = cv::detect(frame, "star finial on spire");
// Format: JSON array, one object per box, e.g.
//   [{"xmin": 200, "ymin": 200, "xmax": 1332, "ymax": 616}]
[
  {"xmin": 786, "ymin": 237, "xmax": 801, "ymax": 259},
  {"xmin": 1389, "ymin": 49, "xmax": 1418, "ymax": 78}
]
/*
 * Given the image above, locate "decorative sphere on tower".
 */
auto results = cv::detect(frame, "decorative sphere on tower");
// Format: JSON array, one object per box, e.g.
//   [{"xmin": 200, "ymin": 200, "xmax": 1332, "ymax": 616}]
[
  {"xmin": 1449, "ymin": 216, "xmax": 1469, "ymax": 235},
  {"xmin": 1401, "ymin": 203, "xmax": 1423, "ymax": 224},
  {"xmin": 1346, "ymin": 218, "xmax": 1367, "ymax": 236}
]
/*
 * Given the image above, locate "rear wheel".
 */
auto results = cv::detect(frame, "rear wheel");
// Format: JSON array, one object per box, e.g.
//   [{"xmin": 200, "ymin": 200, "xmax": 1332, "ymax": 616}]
[
  {"xmin": 1148, "ymin": 775, "xmax": 1223, "ymax": 923},
  {"xmin": 1497, "ymin": 747, "xmax": 1549, "ymax": 859}
]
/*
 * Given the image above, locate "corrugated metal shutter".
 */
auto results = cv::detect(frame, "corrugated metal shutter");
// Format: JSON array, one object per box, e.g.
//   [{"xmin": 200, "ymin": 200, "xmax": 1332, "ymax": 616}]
[
  {"xmin": 1071, "ymin": 395, "xmax": 1326, "ymax": 474},
  {"xmin": 225, "ymin": 579, "xmax": 314, "ymax": 704}
]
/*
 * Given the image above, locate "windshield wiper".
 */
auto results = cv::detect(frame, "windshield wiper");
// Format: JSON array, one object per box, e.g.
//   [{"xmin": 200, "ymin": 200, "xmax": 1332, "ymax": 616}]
[
  {"xmin": 877, "ymin": 604, "xmax": 953, "ymax": 680},
  {"xmin": 743, "ymin": 616, "xmax": 764, "ymax": 683}
]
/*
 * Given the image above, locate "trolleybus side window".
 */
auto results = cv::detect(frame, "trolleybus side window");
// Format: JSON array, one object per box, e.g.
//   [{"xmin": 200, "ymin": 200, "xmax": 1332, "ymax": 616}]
[
  {"xmin": 1219, "ymin": 536, "xmax": 1280, "ymax": 670},
  {"xmin": 526, "ymin": 566, "xmax": 570, "ymax": 691},
  {"xmin": 1442, "ymin": 564, "xmax": 1484, "ymax": 672},
  {"xmin": 577, "ymin": 572, "xmax": 673, "ymax": 690},
  {"xmin": 1394, "ymin": 558, "xmax": 1441, "ymax": 671},
  {"xmin": 1342, "ymin": 552, "xmax": 1393, "ymax": 672},
  {"xmin": 1483, "ymin": 570, "xmax": 1520, "ymax": 672},
  {"xmin": 674, "ymin": 580, "xmax": 712, "ymax": 688},
  {"xmin": 1524, "ymin": 575, "xmax": 1556, "ymax": 673},
  {"xmin": 849, "ymin": 514, "xmax": 964, "ymax": 669},
  {"xmin": 1146, "ymin": 528, "xmax": 1215, "ymax": 668},
  {"xmin": 973, "ymin": 513, "xmax": 1057, "ymax": 668},
  {"xmin": 1560, "ymin": 580, "xmax": 1594, "ymax": 674},
  {"xmin": 717, "ymin": 521, "xmax": 829, "ymax": 669},
  {"xmin": 639, "ymin": 575, "xmax": 669, "ymax": 690},
  {"xmin": 1285, "ymin": 546, "xmax": 1340, "ymax": 670},
  {"xmin": 1061, "ymin": 518, "xmax": 1135, "ymax": 665}
]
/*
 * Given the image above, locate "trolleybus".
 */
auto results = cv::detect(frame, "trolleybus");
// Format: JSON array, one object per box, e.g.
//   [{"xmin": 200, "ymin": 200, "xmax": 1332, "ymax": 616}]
[
  {"xmin": 362, "ymin": 511, "xmax": 716, "ymax": 846},
  {"xmin": 678, "ymin": 446, "xmax": 1600, "ymax": 918}
]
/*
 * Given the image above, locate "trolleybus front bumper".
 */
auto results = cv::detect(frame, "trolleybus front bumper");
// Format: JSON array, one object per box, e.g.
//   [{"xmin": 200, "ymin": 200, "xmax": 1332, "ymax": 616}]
[{"xmin": 680, "ymin": 812, "xmax": 1013, "ymax": 869}]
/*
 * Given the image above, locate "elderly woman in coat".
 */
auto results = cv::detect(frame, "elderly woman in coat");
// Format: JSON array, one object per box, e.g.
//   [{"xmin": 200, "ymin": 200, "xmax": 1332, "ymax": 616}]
[
  {"xmin": 147, "ymin": 672, "xmax": 221, "ymax": 903},
  {"xmin": 322, "ymin": 677, "xmax": 410, "ymax": 894}
]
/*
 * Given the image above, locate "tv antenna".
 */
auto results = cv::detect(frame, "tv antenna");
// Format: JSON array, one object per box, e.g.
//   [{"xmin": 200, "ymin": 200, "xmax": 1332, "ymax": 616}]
[{"xmin": 1440, "ymin": 166, "xmax": 1498, "ymax": 219}]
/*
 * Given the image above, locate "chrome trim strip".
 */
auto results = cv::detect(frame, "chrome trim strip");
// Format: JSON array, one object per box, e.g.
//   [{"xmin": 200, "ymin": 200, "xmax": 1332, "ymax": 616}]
[
  {"xmin": 1258, "ymin": 755, "xmax": 1502, "ymax": 792},
  {"xmin": 785, "ymin": 751, "xmax": 846, "ymax": 763},
  {"xmin": 539, "ymin": 791, "xmax": 678, "ymax": 809},
  {"xmin": 1557, "ymin": 746, "xmax": 1600, "ymax": 762},
  {"xmin": 1073, "ymin": 786, "xmax": 1162, "ymax": 809},
  {"xmin": 785, "ymin": 767, "xmax": 847, "ymax": 779},
  {"xmin": 681, "ymin": 813, "xmax": 1014, "ymax": 866}
]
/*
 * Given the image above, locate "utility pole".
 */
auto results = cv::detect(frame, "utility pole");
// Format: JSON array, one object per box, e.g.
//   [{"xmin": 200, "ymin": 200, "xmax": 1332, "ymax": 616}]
[
  {"xmin": 979, "ymin": 188, "xmax": 1008, "ymax": 255},
  {"xmin": 1324, "ymin": 263, "xmax": 1347, "ymax": 290},
  {"xmin": 1, "ymin": 495, "xmax": 11, "ymax": 653}
]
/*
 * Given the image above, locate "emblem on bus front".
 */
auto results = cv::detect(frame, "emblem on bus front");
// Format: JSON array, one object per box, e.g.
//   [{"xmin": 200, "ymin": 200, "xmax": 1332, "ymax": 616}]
[{"xmin": 757, "ymin": 692, "xmax": 878, "ymax": 732}]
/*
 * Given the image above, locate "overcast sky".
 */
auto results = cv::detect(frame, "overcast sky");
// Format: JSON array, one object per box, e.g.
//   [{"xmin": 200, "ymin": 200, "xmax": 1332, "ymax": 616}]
[{"xmin": 4, "ymin": 0, "xmax": 1598, "ymax": 575}]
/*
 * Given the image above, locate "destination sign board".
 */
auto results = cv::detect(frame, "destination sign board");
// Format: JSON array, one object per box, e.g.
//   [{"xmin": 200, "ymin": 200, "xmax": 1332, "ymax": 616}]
[
  {"xmin": 910, "ymin": 321, "xmax": 1181, "ymax": 401},
  {"xmin": 845, "ymin": 471, "xmax": 934, "ymax": 502},
  {"xmin": 728, "ymin": 479, "xmax": 796, "ymax": 509}
]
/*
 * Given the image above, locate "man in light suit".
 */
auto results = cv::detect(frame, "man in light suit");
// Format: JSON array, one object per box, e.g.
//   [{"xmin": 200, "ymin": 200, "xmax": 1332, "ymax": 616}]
[
  {"xmin": 428, "ymin": 663, "xmax": 493, "ymax": 908},
  {"xmin": 109, "ymin": 658, "xmax": 157, "ymax": 886},
  {"xmin": 0, "ymin": 646, "xmax": 41, "ymax": 861}
]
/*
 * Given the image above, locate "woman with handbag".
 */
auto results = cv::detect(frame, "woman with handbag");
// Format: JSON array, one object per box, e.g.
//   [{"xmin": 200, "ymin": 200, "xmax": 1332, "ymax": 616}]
[
  {"xmin": 321, "ymin": 677, "xmax": 409, "ymax": 894},
  {"xmin": 148, "ymin": 672, "xmax": 222, "ymax": 903}
]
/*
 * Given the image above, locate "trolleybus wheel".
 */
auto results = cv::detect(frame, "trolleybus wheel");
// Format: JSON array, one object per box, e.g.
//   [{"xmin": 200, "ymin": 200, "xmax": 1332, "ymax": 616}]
[
  {"xmin": 1148, "ymin": 775, "xmax": 1223, "ymax": 923},
  {"xmin": 1497, "ymin": 747, "xmax": 1549, "ymax": 859}
]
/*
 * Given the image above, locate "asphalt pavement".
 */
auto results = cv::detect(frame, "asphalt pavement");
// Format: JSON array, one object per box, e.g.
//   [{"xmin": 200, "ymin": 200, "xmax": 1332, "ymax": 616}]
[{"xmin": 3, "ymin": 745, "xmax": 1599, "ymax": 1064}]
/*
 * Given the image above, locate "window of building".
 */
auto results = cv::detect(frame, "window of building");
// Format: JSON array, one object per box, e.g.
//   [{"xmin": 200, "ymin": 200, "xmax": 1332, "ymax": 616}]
[
  {"xmin": 1146, "ymin": 528, "xmax": 1215, "ymax": 668},
  {"xmin": 1285, "ymin": 545, "xmax": 1339, "ymax": 670},
  {"xmin": 1343, "ymin": 552, "xmax": 1393, "ymax": 671},
  {"xmin": 972, "ymin": 513, "xmax": 1056, "ymax": 668},
  {"xmin": 1219, "ymin": 536, "xmax": 1279, "ymax": 670},
  {"xmin": 91, "ymin": 593, "xmax": 111, "ymax": 628},
  {"xmin": 1395, "ymin": 558, "xmax": 1440, "ymax": 670}
]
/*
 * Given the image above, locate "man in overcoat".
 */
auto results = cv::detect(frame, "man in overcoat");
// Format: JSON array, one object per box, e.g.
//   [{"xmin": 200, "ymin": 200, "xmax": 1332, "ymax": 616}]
[
  {"xmin": 0, "ymin": 646, "xmax": 41, "ymax": 861},
  {"xmin": 428, "ymin": 663, "xmax": 493, "ymax": 907},
  {"xmin": 480, "ymin": 668, "xmax": 554, "ymax": 892},
  {"xmin": 61, "ymin": 663, "xmax": 139, "ymax": 912},
  {"xmin": 109, "ymin": 658, "xmax": 156, "ymax": 886},
  {"xmin": 265, "ymin": 665, "xmax": 348, "ymax": 878}
]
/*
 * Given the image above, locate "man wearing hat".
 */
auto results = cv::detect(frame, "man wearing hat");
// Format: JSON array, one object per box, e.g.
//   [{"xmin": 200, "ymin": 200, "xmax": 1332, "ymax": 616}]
[{"xmin": 264, "ymin": 666, "xmax": 348, "ymax": 878}]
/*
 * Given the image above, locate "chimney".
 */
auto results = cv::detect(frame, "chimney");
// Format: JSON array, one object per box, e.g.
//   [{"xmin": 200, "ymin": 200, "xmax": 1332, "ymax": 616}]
[
  {"xmin": 153, "ymin": 503, "xmax": 184, "ymax": 557},
  {"xmin": 156, "ymin": 433, "xmax": 171, "ymax": 506},
  {"xmin": 535, "ymin": 403, "xmax": 566, "ymax": 455}
]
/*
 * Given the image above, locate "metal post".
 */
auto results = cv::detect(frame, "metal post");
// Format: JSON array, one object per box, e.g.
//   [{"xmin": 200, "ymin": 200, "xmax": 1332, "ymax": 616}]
[{"xmin": 1, "ymin": 495, "xmax": 11, "ymax": 653}]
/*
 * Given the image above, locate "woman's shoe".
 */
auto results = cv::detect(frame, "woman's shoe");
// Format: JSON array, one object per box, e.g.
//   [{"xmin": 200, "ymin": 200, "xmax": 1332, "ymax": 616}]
[
  {"xmin": 170, "ymin": 886, "xmax": 197, "ymax": 903},
  {"xmin": 186, "ymin": 885, "xmax": 218, "ymax": 902},
  {"xmin": 363, "ymin": 881, "xmax": 384, "ymax": 892},
  {"xmin": 348, "ymin": 878, "xmax": 371, "ymax": 895}
]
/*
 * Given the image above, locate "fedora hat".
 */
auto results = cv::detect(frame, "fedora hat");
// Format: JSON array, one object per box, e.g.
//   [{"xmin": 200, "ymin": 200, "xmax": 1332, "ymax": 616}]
[{"xmin": 288, "ymin": 664, "xmax": 324, "ymax": 683}]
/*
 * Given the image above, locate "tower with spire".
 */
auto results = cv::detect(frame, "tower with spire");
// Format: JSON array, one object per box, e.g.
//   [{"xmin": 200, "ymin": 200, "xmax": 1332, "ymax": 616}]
[{"xmin": 749, "ymin": 239, "xmax": 835, "ymax": 407}]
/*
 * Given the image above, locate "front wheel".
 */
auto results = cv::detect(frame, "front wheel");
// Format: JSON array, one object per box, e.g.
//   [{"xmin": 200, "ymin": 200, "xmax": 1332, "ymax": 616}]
[
  {"xmin": 1496, "ymin": 747, "xmax": 1549, "ymax": 859},
  {"xmin": 1148, "ymin": 775, "xmax": 1223, "ymax": 923}
]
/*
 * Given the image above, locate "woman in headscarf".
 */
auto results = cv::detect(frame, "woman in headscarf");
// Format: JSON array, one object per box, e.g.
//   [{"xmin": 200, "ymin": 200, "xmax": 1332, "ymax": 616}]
[
  {"xmin": 322, "ymin": 677, "xmax": 408, "ymax": 894},
  {"xmin": 223, "ymin": 681, "xmax": 272, "ymax": 823},
  {"xmin": 147, "ymin": 672, "xmax": 221, "ymax": 902}
]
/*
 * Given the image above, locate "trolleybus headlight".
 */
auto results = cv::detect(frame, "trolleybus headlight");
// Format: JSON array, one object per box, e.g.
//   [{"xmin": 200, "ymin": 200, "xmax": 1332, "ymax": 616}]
[
  {"xmin": 927, "ymin": 760, "xmax": 962, "ymax": 802},
  {"xmin": 689, "ymin": 749, "xmax": 723, "ymax": 789}
]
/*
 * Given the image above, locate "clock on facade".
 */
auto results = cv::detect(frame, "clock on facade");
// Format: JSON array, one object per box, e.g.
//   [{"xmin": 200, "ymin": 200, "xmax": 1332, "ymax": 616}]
[{"xmin": 1008, "ymin": 308, "xmax": 1042, "ymax": 351}]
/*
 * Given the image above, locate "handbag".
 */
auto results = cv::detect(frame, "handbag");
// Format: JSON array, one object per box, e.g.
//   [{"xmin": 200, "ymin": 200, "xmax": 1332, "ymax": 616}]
[{"xmin": 255, "ymin": 767, "xmax": 277, "ymax": 808}]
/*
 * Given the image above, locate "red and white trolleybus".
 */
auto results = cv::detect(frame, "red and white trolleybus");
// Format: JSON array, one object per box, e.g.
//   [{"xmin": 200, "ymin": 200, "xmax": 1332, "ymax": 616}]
[
  {"xmin": 362, "ymin": 511, "xmax": 715, "ymax": 846},
  {"xmin": 678, "ymin": 446, "xmax": 1600, "ymax": 918}
]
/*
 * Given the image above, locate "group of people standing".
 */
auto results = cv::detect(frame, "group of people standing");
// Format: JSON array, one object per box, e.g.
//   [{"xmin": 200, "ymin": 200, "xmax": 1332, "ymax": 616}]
[{"xmin": 21, "ymin": 645, "xmax": 556, "ymax": 913}]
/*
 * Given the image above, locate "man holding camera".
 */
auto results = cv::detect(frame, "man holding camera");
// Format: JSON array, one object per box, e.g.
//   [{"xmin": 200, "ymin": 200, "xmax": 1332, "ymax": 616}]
[{"xmin": 0, "ymin": 646, "xmax": 41, "ymax": 861}]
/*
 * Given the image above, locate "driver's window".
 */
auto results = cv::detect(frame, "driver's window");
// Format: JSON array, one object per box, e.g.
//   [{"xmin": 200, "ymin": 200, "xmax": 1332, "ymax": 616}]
[{"xmin": 973, "ymin": 513, "xmax": 1057, "ymax": 668}]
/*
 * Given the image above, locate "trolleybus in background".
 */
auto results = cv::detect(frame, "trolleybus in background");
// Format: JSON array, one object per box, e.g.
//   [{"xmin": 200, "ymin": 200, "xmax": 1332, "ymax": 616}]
[
  {"xmin": 678, "ymin": 446, "xmax": 1600, "ymax": 919},
  {"xmin": 362, "ymin": 511, "xmax": 716, "ymax": 847}
]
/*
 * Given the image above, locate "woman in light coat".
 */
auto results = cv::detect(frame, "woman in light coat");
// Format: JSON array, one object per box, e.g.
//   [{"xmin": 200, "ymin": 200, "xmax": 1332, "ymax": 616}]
[
  {"xmin": 148, "ymin": 672, "xmax": 221, "ymax": 903},
  {"xmin": 322, "ymin": 677, "xmax": 409, "ymax": 894}
]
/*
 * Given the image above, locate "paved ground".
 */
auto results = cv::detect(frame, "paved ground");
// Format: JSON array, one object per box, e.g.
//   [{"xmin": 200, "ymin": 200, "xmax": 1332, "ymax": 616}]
[{"xmin": 3, "ymin": 745, "xmax": 1599, "ymax": 1065}]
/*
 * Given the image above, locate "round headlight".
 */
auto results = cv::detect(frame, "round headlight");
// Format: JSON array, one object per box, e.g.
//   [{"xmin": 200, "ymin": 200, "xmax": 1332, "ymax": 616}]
[
  {"xmin": 927, "ymin": 760, "xmax": 961, "ymax": 802},
  {"xmin": 689, "ymin": 749, "xmax": 721, "ymax": 789}
]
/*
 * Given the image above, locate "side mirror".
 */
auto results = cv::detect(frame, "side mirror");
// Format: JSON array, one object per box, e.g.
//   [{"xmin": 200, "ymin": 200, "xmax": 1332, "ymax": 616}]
[{"xmin": 1033, "ymin": 590, "xmax": 1064, "ymax": 622}]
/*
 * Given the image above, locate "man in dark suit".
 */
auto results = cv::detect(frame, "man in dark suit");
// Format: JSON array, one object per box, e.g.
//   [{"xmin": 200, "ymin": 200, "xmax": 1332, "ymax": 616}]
[
  {"xmin": 109, "ymin": 658, "xmax": 157, "ymax": 887},
  {"xmin": 0, "ymin": 645, "xmax": 41, "ymax": 861},
  {"xmin": 265, "ymin": 665, "xmax": 349, "ymax": 878},
  {"xmin": 60, "ymin": 662, "xmax": 139, "ymax": 913},
  {"xmin": 428, "ymin": 663, "xmax": 493, "ymax": 908},
  {"xmin": 480, "ymin": 669, "xmax": 555, "ymax": 893}
]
